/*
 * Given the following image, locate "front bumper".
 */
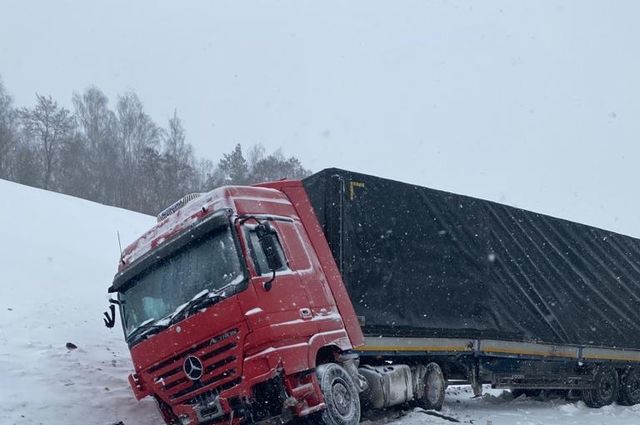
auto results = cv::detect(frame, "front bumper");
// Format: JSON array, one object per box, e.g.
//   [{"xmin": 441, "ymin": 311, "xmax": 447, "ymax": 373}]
[
  {"xmin": 169, "ymin": 355, "xmax": 287, "ymax": 425},
  {"xmin": 128, "ymin": 302, "xmax": 329, "ymax": 425},
  {"xmin": 132, "ymin": 320, "xmax": 298, "ymax": 425},
  {"xmin": 130, "ymin": 323, "xmax": 248, "ymax": 423}
]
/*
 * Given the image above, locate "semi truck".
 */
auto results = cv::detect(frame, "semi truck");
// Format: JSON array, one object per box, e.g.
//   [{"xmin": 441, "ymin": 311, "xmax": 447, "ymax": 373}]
[{"xmin": 106, "ymin": 168, "xmax": 640, "ymax": 425}]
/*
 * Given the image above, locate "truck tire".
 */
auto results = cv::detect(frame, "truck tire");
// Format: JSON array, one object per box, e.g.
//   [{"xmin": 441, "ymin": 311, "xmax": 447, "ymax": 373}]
[
  {"xmin": 582, "ymin": 367, "xmax": 619, "ymax": 408},
  {"xmin": 619, "ymin": 368, "xmax": 640, "ymax": 406},
  {"xmin": 414, "ymin": 362, "xmax": 445, "ymax": 411},
  {"xmin": 315, "ymin": 363, "xmax": 361, "ymax": 425}
]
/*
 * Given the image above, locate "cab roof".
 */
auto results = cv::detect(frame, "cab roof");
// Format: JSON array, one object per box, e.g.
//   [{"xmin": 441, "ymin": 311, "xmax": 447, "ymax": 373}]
[{"xmin": 117, "ymin": 182, "xmax": 303, "ymax": 274}]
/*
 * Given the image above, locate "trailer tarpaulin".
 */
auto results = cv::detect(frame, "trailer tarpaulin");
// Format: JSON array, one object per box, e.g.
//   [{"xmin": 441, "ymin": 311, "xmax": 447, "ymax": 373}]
[{"xmin": 302, "ymin": 168, "xmax": 640, "ymax": 349}]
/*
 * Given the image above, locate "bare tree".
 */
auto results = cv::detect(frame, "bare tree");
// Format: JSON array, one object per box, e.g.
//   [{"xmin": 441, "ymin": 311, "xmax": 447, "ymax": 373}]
[
  {"xmin": 162, "ymin": 110, "xmax": 195, "ymax": 201},
  {"xmin": 0, "ymin": 77, "xmax": 17, "ymax": 179},
  {"xmin": 73, "ymin": 87, "xmax": 116, "ymax": 149},
  {"xmin": 72, "ymin": 87, "xmax": 118, "ymax": 201},
  {"xmin": 116, "ymin": 92, "xmax": 161, "ymax": 210},
  {"xmin": 19, "ymin": 95, "xmax": 75, "ymax": 189},
  {"xmin": 117, "ymin": 92, "xmax": 159, "ymax": 158},
  {"xmin": 2, "ymin": 81, "xmax": 313, "ymax": 215},
  {"xmin": 12, "ymin": 143, "xmax": 40, "ymax": 187}
]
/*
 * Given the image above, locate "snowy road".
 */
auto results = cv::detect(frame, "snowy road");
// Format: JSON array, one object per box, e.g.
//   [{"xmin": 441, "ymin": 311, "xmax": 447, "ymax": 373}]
[
  {"xmin": 1, "ymin": 179, "xmax": 639, "ymax": 425},
  {"xmin": 364, "ymin": 386, "xmax": 640, "ymax": 425}
]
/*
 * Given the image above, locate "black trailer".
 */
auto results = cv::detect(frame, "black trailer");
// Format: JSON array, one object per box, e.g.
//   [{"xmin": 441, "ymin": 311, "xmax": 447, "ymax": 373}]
[{"xmin": 303, "ymin": 168, "xmax": 640, "ymax": 407}]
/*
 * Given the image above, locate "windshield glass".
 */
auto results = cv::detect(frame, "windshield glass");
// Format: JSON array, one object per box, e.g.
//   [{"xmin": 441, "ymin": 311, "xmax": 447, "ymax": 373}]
[{"xmin": 119, "ymin": 225, "xmax": 244, "ymax": 337}]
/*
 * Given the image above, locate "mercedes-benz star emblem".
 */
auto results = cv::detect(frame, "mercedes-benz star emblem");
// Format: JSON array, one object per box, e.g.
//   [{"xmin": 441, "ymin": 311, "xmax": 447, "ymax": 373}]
[{"xmin": 183, "ymin": 355, "xmax": 204, "ymax": 381}]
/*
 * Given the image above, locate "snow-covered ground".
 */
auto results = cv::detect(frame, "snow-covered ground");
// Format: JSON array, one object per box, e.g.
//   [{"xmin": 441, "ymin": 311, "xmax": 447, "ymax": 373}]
[
  {"xmin": 1, "ymin": 179, "xmax": 639, "ymax": 425},
  {"xmin": 366, "ymin": 386, "xmax": 640, "ymax": 425},
  {"xmin": 0, "ymin": 179, "xmax": 161, "ymax": 425}
]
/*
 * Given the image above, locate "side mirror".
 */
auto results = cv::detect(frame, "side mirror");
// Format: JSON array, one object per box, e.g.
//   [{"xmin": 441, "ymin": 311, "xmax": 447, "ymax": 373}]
[
  {"xmin": 256, "ymin": 222, "xmax": 285, "ymax": 272},
  {"xmin": 103, "ymin": 297, "xmax": 122, "ymax": 328},
  {"xmin": 103, "ymin": 304, "xmax": 116, "ymax": 328}
]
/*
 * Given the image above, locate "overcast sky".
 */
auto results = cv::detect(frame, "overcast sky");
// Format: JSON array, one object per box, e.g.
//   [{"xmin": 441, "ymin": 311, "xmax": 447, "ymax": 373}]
[{"xmin": 2, "ymin": 1, "xmax": 640, "ymax": 235}]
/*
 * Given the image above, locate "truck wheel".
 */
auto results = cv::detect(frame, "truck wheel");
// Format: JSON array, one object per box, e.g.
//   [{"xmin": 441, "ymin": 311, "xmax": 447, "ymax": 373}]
[
  {"xmin": 315, "ymin": 363, "xmax": 361, "ymax": 425},
  {"xmin": 582, "ymin": 367, "xmax": 619, "ymax": 408},
  {"xmin": 414, "ymin": 362, "xmax": 445, "ymax": 411},
  {"xmin": 619, "ymin": 368, "xmax": 640, "ymax": 406}
]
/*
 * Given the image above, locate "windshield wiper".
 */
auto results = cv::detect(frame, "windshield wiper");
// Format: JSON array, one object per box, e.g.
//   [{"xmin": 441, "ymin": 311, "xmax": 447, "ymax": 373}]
[
  {"xmin": 127, "ymin": 318, "xmax": 167, "ymax": 344},
  {"xmin": 126, "ymin": 288, "xmax": 228, "ymax": 344},
  {"xmin": 167, "ymin": 289, "xmax": 224, "ymax": 327}
]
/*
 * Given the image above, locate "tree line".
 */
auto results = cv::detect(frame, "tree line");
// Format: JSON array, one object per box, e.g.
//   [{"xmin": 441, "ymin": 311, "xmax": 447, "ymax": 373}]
[{"xmin": 0, "ymin": 76, "xmax": 310, "ymax": 215}]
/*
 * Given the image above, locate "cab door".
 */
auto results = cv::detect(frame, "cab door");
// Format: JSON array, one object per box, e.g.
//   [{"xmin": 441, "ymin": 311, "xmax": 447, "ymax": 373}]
[
  {"xmin": 280, "ymin": 219, "xmax": 344, "ymax": 335},
  {"xmin": 238, "ymin": 219, "xmax": 317, "ymax": 349}
]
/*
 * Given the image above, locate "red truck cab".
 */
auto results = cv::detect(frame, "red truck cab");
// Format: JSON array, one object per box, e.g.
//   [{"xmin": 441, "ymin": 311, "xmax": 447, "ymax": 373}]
[{"xmin": 109, "ymin": 180, "xmax": 363, "ymax": 425}]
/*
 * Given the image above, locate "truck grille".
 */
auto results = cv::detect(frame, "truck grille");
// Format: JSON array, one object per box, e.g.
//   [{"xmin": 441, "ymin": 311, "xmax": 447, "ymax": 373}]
[{"xmin": 144, "ymin": 327, "xmax": 244, "ymax": 404}]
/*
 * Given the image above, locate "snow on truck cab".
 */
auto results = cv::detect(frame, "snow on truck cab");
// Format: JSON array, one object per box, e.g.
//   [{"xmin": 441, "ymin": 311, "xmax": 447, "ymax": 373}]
[{"xmin": 107, "ymin": 168, "xmax": 640, "ymax": 425}]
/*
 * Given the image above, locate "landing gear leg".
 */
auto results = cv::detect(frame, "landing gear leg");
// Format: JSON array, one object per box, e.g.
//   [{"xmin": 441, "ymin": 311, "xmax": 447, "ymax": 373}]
[{"xmin": 468, "ymin": 361, "xmax": 482, "ymax": 397}]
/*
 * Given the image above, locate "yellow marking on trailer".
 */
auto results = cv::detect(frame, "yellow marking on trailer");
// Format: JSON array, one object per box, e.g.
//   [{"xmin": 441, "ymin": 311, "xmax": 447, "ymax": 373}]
[
  {"xmin": 582, "ymin": 353, "xmax": 640, "ymax": 362},
  {"xmin": 481, "ymin": 346, "xmax": 576, "ymax": 358},
  {"xmin": 349, "ymin": 181, "xmax": 365, "ymax": 201},
  {"xmin": 358, "ymin": 345, "xmax": 473, "ymax": 353},
  {"xmin": 360, "ymin": 341, "xmax": 640, "ymax": 362}
]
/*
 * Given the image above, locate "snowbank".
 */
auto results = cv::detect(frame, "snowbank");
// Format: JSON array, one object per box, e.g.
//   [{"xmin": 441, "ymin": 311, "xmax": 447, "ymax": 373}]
[
  {"xmin": 364, "ymin": 386, "xmax": 640, "ymax": 425},
  {"xmin": 0, "ymin": 179, "xmax": 161, "ymax": 425}
]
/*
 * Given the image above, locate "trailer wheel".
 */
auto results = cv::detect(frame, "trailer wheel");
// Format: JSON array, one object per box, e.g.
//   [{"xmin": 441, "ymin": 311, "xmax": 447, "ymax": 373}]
[
  {"xmin": 414, "ymin": 362, "xmax": 445, "ymax": 411},
  {"xmin": 315, "ymin": 363, "xmax": 361, "ymax": 425},
  {"xmin": 582, "ymin": 367, "xmax": 619, "ymax": 408},
  {"xmin": 619, "ymin": 368, "xmax": 640, "ymax": 406}
]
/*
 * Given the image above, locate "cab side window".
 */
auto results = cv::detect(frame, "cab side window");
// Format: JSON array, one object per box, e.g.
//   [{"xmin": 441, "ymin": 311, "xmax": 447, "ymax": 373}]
[{"xmin": 246, "ymin": 226, "xmax": 288, "ymax": 276}]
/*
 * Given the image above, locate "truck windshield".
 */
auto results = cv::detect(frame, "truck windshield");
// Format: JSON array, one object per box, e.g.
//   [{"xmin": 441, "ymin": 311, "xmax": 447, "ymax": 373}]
[{"xmin": 119, "ymin": 225, "xmax": 244, "ymax": 338}]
